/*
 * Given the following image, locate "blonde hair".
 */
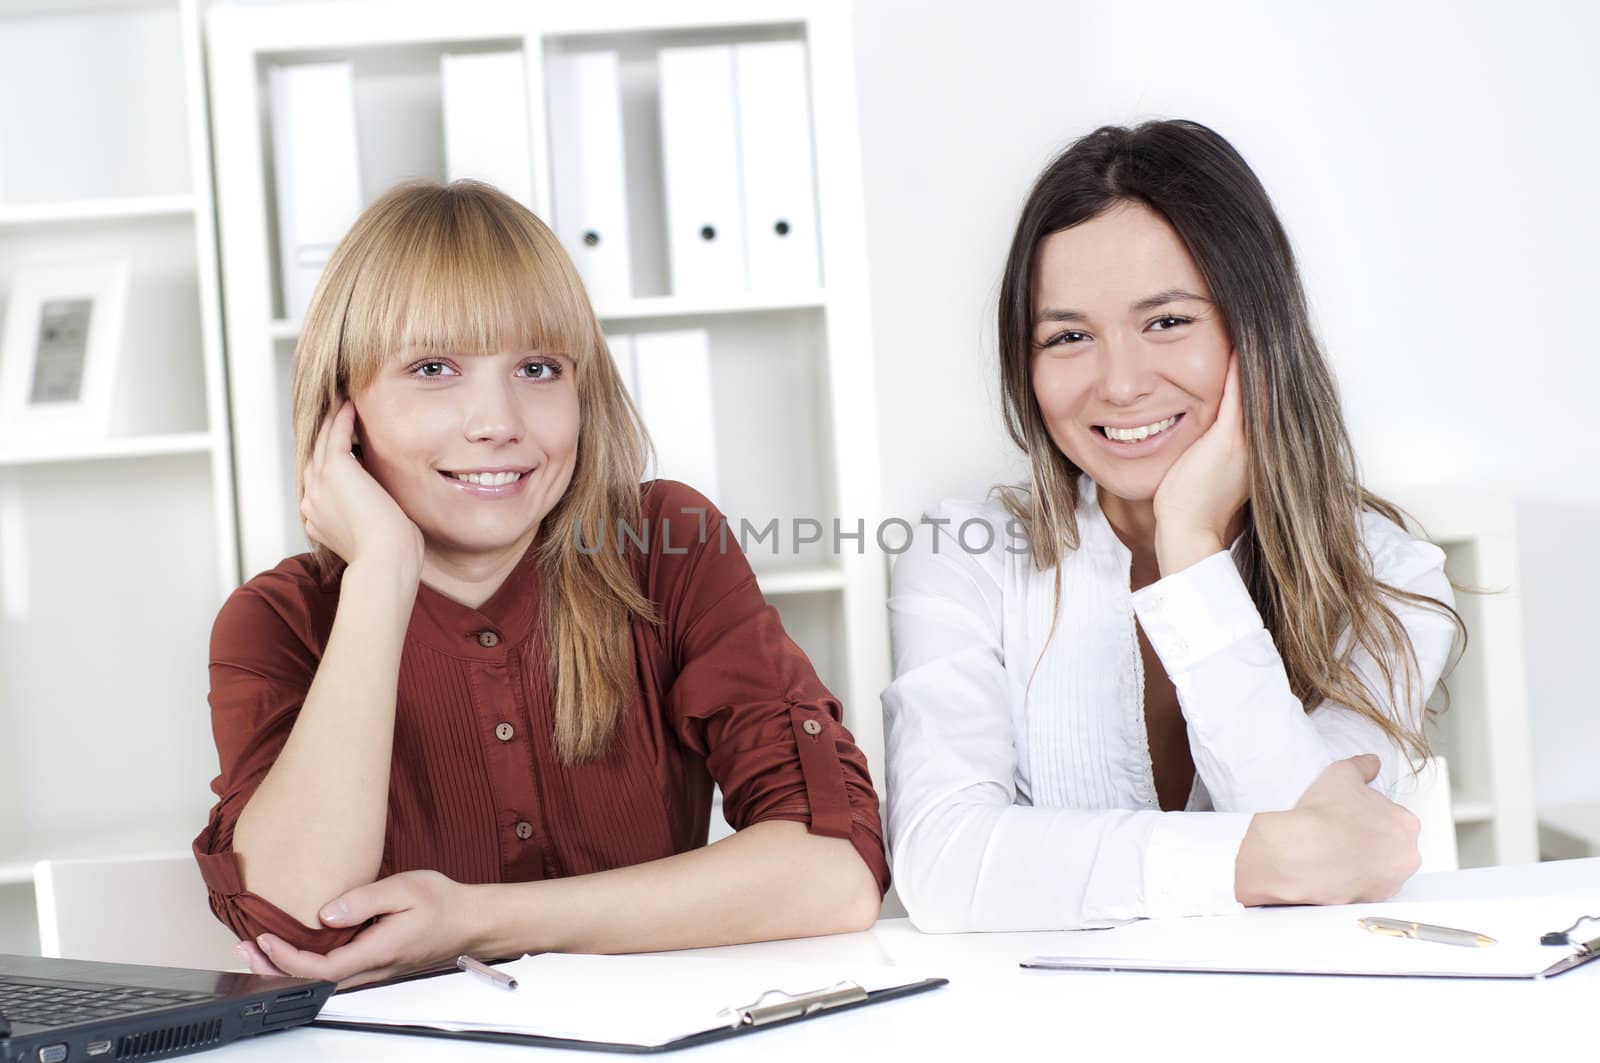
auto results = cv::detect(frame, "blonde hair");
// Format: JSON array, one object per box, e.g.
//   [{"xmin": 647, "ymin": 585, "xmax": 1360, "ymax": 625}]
[
  {"xmin": 291, "ymin": 179, "xmax": 654, "ymax": 762},
  {"xmin": 994, "ymin": 121, "xmax": 1464, "ymax": 764}
]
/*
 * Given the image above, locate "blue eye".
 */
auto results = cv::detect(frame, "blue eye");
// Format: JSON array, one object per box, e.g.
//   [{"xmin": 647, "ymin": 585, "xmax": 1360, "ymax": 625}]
[{"xmin": 411, "ymin": 360, "xmax": 455, "ymax": 378}]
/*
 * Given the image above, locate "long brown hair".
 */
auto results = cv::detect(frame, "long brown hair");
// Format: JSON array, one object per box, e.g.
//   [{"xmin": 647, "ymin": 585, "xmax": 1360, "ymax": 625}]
[
  {"xmin": 996, "ymin": 120, "xmax": 1463, "ymax": 763},
  {"xmin": 291, "ymin": 179, "xmax": 654, "ymax": 762}
]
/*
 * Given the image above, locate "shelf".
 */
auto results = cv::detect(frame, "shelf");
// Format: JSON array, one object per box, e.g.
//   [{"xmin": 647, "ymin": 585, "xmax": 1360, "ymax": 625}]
[
  {"xmin": 0, "ymin": 193, "xmax": 195, "ymax": 228},
  {"xmin": 1452, "ymin": 799, "xmax": 1495, "ymax": 825},
  {"xmin": 598, "ymin": 291, "xmax": 827, "ymax": 322},
  {"xmin": 755, "ymin": 565, "xmax": 846, "ymax": 597},
  {"xmin": 0, "ymin": 431, "xmax": 214, "ymax": 468},
  {"xmin": 265, "ymin": 290, "xmax": 828, "ymax": 340}
]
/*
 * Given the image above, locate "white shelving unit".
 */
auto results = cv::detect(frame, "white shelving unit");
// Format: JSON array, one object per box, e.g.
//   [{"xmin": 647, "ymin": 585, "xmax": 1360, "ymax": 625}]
[
  {"xmin": 1383, "ymin": 487, "xmax": 1538, "ymax": 867},
  {"xmin": 0, "ymin": 0, "xmax": 238, "ymax": 953},
  {"xmin": 206, "ymin": 1, "xmax": 893, "ymax": 793}
]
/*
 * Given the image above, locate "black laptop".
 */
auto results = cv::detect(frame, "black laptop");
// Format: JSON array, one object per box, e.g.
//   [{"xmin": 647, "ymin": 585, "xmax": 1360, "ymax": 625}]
[{"xmin": 0, "ymin": 954, "xmax": 333, "ymax": 1063}]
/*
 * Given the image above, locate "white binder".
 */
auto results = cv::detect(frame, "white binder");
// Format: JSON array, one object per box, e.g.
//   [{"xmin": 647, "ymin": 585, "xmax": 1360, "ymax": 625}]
[
  {"xmin": 268, "ymin": 61, "xmax": 362, "ymax": 322},
  {"xmin": 734, "ymin": 41, "xmax": 821, "ymax": 290},
  {"xmin": 631, "ymin": 329, "xmax": 719, "ymax": 500},
  {"xmin": 657, "ymin": 46, "xmax": 746, "ymax": 295},
  {"xmin": 441, "ymin": 51, "xmax": 534, "ymax": 209},
  {"xmin": 547, "ymin": 51, "xmax": 632, "ymax": 306}
]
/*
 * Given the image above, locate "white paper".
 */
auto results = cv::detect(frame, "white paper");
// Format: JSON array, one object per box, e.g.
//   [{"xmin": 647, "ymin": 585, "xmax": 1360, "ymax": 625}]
[
  {"xmin": 657, "ymin": 45, "xmax": 747, "ymax": 295},
  {"xmin": 268, "ymin": 62, "xmax": 362, "ymax": 322},
  {"xmin": 547, "ymin": 51, "xmax": 632, "ymax": 305},
  {"xmin": 734, "ymin": 40, "xmax": 820, "ymax": 290},
  {"xmin": 631, "ymin": 329, "xmax": 718, "ymax": 500},
  {"xmin": 1024, "ymin": 898, "xmax": 1600, "ymax": 979},
  {"xmin": 441, "ymin": 51, "xmax": 534, "ymax": 209},
  {"xmin": 319, "ymin": 953, "xmax": 928, "ymax": 1048}
]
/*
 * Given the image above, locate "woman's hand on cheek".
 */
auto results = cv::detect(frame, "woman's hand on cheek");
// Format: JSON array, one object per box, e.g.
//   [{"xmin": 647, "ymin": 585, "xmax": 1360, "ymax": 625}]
[
  {"xmin": 1151, "ymin": 353, "xmax": 1250, "ymax": 576},
  {"xmin": 249, "ymin": 870, "xmax": 486, "ymax": 989},
  {"xmin": 300, "ymin": 399, "xmax": 423, "ymax": 580}
]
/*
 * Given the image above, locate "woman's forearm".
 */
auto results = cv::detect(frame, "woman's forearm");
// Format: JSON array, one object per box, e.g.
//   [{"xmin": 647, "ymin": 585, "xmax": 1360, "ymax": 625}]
[
  {"xmin": 231, "ymin": 558, "xmax": 417, "ymax": 927},
  {"xmin": 474, "ymin": 820, "xmax": 880, "ymax": 957}
]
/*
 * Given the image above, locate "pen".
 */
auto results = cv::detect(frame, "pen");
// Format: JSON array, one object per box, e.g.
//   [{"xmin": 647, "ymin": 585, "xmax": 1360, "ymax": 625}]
[
  {"xmin": 457, "ymin": 954, "xmax": 519, "ymax": 990},
  {"xmin": 1358, "ymin": 916, "xmax": 1496, "ymax": 948}
]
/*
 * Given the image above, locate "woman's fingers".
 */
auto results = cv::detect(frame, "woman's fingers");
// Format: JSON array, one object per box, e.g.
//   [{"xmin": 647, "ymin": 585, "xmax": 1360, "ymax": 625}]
[
  {"xmin": 329, "ymin": 400, "xmax": 358, "ymax": 457},
  {"xmin": 233, "ymin": 939, "xmax": 285, "ymax": 978},
  {"xmin": 319, "ymin": 875, "xmax": 415, "ymax": 928},
  {"xmin": 309, "ymin": 400, "xmax": 340, "ymax": 470}
]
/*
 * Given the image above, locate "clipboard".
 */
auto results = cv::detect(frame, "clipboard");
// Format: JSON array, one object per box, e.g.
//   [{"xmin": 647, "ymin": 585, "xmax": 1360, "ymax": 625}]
[
  {"xmin": 1017, "ymin": 901, "xmax": 1600, "ymax": 981},
  {"xmin": 312, "ymin": 954, "xmax": 947, "ymax": 1054}
]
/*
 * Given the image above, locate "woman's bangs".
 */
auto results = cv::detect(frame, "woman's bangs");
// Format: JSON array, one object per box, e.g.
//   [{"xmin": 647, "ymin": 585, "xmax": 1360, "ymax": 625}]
[{"xmin": 342, "ymin": 201, "xmax": 592, "ymax": 387}]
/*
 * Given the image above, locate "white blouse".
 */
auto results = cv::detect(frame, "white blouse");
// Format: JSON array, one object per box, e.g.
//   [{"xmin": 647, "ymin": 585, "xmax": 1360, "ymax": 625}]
[{"xmin": 881, "ymin": 478, "xmax": 1458, "ymax": 933}]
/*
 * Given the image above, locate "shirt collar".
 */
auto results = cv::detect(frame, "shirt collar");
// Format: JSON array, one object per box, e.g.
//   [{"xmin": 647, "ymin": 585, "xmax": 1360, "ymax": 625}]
[{"xmin": 408, "ymin": 541, "xmax": 542, "ymax": 660}]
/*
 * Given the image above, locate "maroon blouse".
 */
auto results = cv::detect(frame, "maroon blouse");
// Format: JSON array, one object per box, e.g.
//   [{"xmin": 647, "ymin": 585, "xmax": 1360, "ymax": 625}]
[{"xmin": 194, "ymin": 480, "xmax": 887, "ymax": 952}]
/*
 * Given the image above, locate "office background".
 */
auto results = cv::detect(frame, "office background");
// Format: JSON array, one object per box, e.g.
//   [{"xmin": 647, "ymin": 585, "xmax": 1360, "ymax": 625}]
[{"xmin": 0, "ymin": 0, "xmax": 1594, "ymax": 954}]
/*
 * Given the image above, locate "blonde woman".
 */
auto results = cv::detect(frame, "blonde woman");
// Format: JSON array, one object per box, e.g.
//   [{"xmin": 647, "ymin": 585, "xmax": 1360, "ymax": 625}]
[
  {"xmin": 194, "ymin": 181, "xmax": 885, "ymax": 985},
  {"xmin": 883, "ymin": 120, "xmax": 1464, "ymax": 932}
]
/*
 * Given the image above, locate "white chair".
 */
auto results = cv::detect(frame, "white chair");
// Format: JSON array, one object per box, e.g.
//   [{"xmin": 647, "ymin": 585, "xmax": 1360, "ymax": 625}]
[
  {"xmin": 1391, "ymin": 756, "xmax": 1460, "ymax": 873},
  {"xmin": 34, "ymin": 854, "xmax": 242, "ymax": 970}
]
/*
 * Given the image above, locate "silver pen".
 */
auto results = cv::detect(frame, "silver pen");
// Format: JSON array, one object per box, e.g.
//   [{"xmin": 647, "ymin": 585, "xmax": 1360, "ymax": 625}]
[
  {"xmin": 1358, "ymin": 916, "xmax": 1496, "ymax": 948},
  {"xmin": 457, "ymin": 954, "xmax": 519, "ymax": 990}
]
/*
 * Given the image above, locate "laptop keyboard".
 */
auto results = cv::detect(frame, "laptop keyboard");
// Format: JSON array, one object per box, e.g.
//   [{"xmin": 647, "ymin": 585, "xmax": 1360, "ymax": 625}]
[{"xmin": 0, "ymin": 979, "xmax": 214, "ymax": 1029}]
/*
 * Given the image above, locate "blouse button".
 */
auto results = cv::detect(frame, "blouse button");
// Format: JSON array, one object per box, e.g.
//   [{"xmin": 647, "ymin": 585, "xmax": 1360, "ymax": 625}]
[
  {"xmin": 802, "ymin": 719, "xmax": 822, "ymax": 736},
  {"xmin": 514, "ymin": 820, "xmax": 534, "ymax": 840},
  {"xmin": 477, "ymin": 631, "xmax": 500, "ymax": 648},
  {"xmin": 495, "ymin": 722, "xmax": 515, "ymax": 742}
]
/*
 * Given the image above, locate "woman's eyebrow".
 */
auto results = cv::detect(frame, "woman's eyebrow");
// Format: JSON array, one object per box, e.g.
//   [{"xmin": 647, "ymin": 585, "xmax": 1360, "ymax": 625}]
[{"xmin": 1129, "ymin": 288, "xmax": 1211, "ymax": 312}]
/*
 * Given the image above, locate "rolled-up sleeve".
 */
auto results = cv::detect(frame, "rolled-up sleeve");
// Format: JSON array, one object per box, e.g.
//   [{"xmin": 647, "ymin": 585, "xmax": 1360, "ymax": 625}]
[
  {"xmin": 193, "ymin": 578, "xmax": 364, "ymax": 953},
  {"xmin": 651, "ymin": 485, "xmax": 889, "ymax": 895}
]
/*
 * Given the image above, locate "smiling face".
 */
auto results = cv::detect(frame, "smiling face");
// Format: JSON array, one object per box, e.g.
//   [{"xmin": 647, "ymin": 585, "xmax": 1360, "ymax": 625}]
[
  {"xmin": 352, "ymin": 346, "xmax": 579, "ymax": 562},
  {"xmin": 1029, "ymin": 200, "xmax": 1232, "ymax": 507}
]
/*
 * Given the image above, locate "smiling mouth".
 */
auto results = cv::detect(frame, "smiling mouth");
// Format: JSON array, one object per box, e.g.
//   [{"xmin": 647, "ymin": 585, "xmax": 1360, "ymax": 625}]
[
  {"xmin": 439, "ymin": 470, "xmax": 528, "ymax": 486},
  {"xmin": 1094, "ymin": 415, "xmax": 1180, "ymax": 442}
]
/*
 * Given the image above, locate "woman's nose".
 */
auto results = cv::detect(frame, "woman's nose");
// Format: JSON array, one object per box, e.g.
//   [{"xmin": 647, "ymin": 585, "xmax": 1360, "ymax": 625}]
[
  {"xmin": 464, "ymin": 379, "xmax": 525, "ymax": 443},
  {"xmin": 1096, "ymin": 338, "xmax": 1156, "ymax": 406}
]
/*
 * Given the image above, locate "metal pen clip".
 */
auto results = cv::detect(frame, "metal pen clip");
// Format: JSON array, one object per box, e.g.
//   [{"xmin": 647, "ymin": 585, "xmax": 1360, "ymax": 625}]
[{"xmin": 718, "ymin": 980, "xmax": 868, "ymax": 1027}]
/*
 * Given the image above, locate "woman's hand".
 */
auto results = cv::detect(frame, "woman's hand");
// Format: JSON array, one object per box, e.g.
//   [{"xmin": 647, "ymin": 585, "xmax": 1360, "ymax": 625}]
[
  {"xmin": 1151, "ymin": 353, "xmax": 1250, "ymax": 576},
  {"xmin": 1235, "ymin": 754, "xmax": 1421, "ymax": 907},
  {"xmin": 300, "ymin": 399, "xmax": 423, "ymax": 580},
  {"xmin": 234, "ymin": 870, "xmax": 489, "ymax": 989}
]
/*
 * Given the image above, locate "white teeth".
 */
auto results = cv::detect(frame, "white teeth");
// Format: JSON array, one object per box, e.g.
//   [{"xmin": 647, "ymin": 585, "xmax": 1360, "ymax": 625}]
[
  {"xmin": 1103, "ymin": 416, "xmax": 1177, "ymax": 442},
  {"xmin": 453, "ymin": 471, "xmax": 523, "ymax": 486}
]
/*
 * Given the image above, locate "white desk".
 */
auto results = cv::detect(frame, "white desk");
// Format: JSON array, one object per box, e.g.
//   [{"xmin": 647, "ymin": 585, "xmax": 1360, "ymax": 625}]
[{"xmin": 207, "ymin": 860, "xmax": 1599, "ymax": 1060}]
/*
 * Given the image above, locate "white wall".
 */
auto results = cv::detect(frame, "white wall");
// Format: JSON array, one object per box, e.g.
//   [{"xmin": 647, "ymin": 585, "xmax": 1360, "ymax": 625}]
[{"xmin": 851, "ymin": 0, "xmax": 1600, "ymax": 806}]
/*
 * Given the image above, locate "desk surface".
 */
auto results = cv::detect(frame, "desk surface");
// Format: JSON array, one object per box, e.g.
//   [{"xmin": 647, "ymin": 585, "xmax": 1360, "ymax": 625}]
[{"xmin": 209, "ymin": 859, "xmax": 1599, "ymax": 1060}]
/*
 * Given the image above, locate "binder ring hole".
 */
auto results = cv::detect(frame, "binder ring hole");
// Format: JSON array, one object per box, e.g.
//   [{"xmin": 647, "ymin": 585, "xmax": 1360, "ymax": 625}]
[
  {"xmin": 700, "ymin": 225, "xmax": 717, "ymax": 241},
  {"xmin": 583, "ymin": 230, "xmax": 601, "ymax": 247},
  {"xmin": 774, "ymin": 220, "xmax": 791, "ymax": 236}
]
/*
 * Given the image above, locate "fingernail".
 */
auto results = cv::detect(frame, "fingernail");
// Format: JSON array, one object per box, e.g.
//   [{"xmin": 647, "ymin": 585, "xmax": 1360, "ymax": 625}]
[
  {"xmin": 233, "ymin": 943, "xmax": 249, "ymax": 959},
  {"xmin": 321, "ymin": 901, "xmax": 347, "ymax": 923},
  {"xmin": 255, "ymin": 935, "xmax": 271, "ymax": 952}
]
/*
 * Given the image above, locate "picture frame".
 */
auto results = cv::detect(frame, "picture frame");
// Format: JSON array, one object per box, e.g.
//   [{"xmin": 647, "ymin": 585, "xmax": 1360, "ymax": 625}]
[{"xmin": 0, "ymin": 257, "xmax": 129, "ymax": 442}]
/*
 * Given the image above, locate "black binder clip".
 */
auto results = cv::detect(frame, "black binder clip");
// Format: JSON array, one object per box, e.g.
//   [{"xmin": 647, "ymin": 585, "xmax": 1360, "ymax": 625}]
[
  {"xmin": 721, "ymin": 981, "xmax": 869, "ymax": 1027},
  {"xmin": 1540, "ymin": 914, "xmax": 1600, "ymax": 947}
]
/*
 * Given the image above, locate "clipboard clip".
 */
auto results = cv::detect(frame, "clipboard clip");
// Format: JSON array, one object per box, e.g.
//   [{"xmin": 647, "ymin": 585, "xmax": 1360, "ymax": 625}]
[
  {"xmin": 1540, "ymin": 914, "xmax": 1600, "ymax": 953},
  {"xmin": 719, "ymin": 980, "xmax": 868, "ymax": 1027}
]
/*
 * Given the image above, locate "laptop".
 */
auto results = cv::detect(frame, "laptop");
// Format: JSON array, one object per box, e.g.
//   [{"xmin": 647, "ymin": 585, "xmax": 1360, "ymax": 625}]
[{"xmin": 0, "ymin": 953, "xmax": 334, "ymax": 1063}]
